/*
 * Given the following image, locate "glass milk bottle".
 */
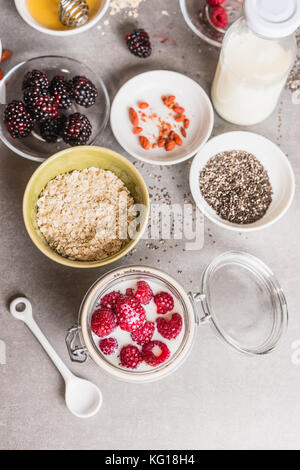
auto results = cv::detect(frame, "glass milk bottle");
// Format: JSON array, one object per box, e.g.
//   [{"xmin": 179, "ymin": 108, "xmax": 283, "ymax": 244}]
[{"xmin": 211, "ymin": 0, "xmax": 299, "ymax": 126}]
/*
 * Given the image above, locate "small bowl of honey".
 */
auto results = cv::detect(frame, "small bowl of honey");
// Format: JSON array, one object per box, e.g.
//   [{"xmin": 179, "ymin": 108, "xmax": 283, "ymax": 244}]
[{"xmin": 14, "ymin": 0, "xmax": 110, "ymax": 36}]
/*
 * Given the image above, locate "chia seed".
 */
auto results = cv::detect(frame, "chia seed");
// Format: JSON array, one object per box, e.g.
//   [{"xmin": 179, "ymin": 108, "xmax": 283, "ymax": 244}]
[{"xmin": 199, "ymin": 150, "xmax": 273, "ymax": 225}]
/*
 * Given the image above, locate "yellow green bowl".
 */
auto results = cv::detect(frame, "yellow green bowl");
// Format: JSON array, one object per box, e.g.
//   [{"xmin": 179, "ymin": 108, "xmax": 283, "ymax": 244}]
[{"xmin": 23, "ymin": 146, "xmax": 150, "ymax": 268}]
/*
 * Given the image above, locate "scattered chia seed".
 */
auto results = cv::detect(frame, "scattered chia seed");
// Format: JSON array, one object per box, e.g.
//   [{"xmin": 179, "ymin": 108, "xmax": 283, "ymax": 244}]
[{"xmin": 199, "ymin": 150, "xmax": 273, "ymax": 225}]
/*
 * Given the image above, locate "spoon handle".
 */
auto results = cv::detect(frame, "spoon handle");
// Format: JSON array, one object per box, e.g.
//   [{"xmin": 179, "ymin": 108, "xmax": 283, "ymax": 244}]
[
  {"xmin": 26, "ymin": 317, "xmax": 74, "ymax": 383},
  {"xmin": 10, "ymin": 297, "xmax": 73, "ymax": 383}
]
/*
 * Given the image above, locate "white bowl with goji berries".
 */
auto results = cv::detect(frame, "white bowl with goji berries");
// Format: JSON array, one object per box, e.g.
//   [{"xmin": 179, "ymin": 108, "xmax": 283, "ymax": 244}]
[
  {"xmin": 66, "ymin": 252, "xmax": 288, "ymax": 383},
  {"xmin": 110, "ymin": 70, "xmax": 214, "ymax": 166}
]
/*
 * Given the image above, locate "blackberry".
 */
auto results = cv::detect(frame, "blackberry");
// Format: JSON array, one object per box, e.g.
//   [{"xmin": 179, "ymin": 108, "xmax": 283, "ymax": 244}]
[
  {"xmin": 26, "ymin": 93, "xmax": 59, "ymax": 122},
  {"xmin": 125, "ymin": 29, "xmax": 152, "ymax": 58},
  {"xmin": 23, "ymin": 85, "xmax": 48, "ymax": 111},
  {"xmin": 62, "ymin": 112, "xmax": 92, "ymax": 146},
  {"xmin": 22, "ymin": 69, "xmax": 49, "ymax": 91},
  {"xmin": 49, "ymin": 75, "xmax": 73, "ymax": 110},
  {"xmin": 69, "ymin": 76, "xmax": 98, "ymax": 108},
  {"xmin": 39, "ymin": 115, "xmax": 66, "ymax": 143},
  {"xmin": 4, "ymin": 100, "xmax": 34, "ymax": 138}
]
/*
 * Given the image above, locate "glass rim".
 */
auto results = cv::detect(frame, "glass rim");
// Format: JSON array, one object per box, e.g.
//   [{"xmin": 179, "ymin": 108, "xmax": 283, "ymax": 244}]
[
  {"xmin": 201, "ymin": 251, "xmax": 288, "ymax": 356},
  {"xmin": 0, "ymin": 55, "xmax": 110, "ymax": 162}
]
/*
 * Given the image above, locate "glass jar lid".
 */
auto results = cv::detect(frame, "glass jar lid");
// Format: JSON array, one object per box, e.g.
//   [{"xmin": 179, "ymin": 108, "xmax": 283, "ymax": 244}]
[{"xmin": 198, "ymin": 251, "xmax": 288, "ymax": 355}]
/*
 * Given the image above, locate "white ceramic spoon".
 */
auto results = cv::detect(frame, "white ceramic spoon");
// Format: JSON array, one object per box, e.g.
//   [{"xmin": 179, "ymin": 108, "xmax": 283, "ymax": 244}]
[{"xmin": 10, "ymin": 297, "xmax": 102, "ymax": 418}]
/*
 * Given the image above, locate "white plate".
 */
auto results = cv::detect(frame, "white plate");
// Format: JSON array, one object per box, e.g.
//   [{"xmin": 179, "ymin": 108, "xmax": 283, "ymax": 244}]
[
  {"xmin": 189, "ymin": 131, "xmax": 295, "ymax": 232},
  {"xmin": 110, "ymin": 70, "xmax": 214, "ymax": 165}
]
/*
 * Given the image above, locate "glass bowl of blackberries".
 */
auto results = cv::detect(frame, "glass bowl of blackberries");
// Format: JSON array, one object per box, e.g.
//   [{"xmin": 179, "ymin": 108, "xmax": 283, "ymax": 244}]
[{"xmin": 0, "ymin": 55, "xmax": 110, "ymax": 162}]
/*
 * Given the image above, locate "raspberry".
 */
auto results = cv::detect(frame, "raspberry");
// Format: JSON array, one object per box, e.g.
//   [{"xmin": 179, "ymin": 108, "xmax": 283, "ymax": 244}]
[
  {"xmin": 156, "ymin": 313, "xmax": 183, "ymax": 340},
  {"xmin": 100, "ymin": 291, "xmax": 123, "ymax": 310},
  {"xmin": 120, "ymin": 345, "xmax": 143, "ymax": 369},
  {"xmin": 131, "ymin": 321, "xmax": 155, "ymax": 346},
  {"xmin": 134, "ymin": 280, "xmax": 153, "ymax": 305},
  {"xmin": 142, "ymin": 341, "xmax": 170, "ymax": 367},
  {"xmin": 154, "ymin": 292, "xmax": 174, "ymax": 314},
  {"xmin": 210, "ymin": 6, "xmax": 228, "ymax": 29},
  {"xmin": 115, "ymin": 296, "xmax": 146, "ymax": 332},
  {"xmin": 206, "ymin": 0, "xmax": 226, "ymax": 6},
  {"xmin": 99, "ymin": 337, "xmax": 118, "ymax": 355},
  {"xmin": 91, "ymin": 307, "xmax": 117, "ymax": 337}
]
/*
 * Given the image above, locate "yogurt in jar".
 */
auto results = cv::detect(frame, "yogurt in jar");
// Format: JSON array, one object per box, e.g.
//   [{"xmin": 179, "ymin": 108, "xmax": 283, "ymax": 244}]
[{"xmin": 91, "ymin": 278, "xmax": 185, "ymax": 372}]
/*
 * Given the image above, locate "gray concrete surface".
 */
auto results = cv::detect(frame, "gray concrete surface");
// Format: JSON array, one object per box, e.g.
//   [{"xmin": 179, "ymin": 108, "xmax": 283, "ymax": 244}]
[{"xmin": 0, "ymin": 0, "xmax": 300, "ymax": 450}]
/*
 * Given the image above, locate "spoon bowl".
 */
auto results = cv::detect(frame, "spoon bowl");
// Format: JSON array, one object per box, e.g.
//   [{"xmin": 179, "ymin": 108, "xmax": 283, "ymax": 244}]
[{"xmin": 65, "ymin": 377, "xmax": 102, "ymax": 418}]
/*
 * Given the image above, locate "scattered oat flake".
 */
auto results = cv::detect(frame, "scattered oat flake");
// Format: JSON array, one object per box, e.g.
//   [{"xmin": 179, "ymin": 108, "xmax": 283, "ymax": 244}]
[
  {"xmin": 161, "ymin": 10, "xmax": 169, "ymax": 16},
  {"xmin": 110, "ymin": 0, "xmax": 143, "ymax": 17}
]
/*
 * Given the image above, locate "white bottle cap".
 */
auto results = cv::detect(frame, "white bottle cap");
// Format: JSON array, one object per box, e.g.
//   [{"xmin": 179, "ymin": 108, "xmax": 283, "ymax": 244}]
[{"xmin": 244, "ymin": 0, "xmax": 300, "ymax": 38}]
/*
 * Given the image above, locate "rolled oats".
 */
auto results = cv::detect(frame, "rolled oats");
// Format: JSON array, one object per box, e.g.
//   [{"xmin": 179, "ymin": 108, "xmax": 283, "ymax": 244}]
[{"xmin": 36, "ymin": 167, "xmax": 137, "ymax": 261}]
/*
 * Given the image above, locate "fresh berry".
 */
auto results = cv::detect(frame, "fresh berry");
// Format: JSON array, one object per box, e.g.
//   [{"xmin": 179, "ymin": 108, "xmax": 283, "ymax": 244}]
[
  {"xmin": 115, "ymin": 296, "xmax": 146, "ymax": 332},
  {"xmin": 126, "ymin": 288, "xmax": 134, "ymax": 297},
  {"xmin": 120, "ymin": 345, "xmax": 143, "ymax": 369},
  {"xmin": 131, "ymin": 321, "xmax": 155, "ymax": 346},
  {"xmin": 62, "ymin": 112, "xmax": 92, "ymax": 146},
  {"xmin": 4, "ymin": 100, "xmax": 34, "ymax": 138},
  {"xmin": 70, "ymin": 76, "xmax": 98, "ymax": 108},
  {"xmin": 154, "ymin": 292, "xmax": 174, "ymax": 314},
  {"xmin": 25, "ymin": 92, "xmax": 59, "ymax": 122},
  {"xmin": 134, "ymin": 280, "xmax": 153, "ymax": 305},
  {"xmin": 91, "ymin": 307, "xmax": 117, "ymax": 337},
  {"xmin": 142, "ymin": 341, "xmax": 170, "ymax": 367},
  {"xmin": 206, "ymin": 0, "xmax": 226, "ymax": 6},
  {"xmin": 99, "ymin": 337, "xmax": 118, "ymax": 355},
  {"xmin": 125, "ymin": 29, "xmax": 152, "ymax": 58},
  {"xmin": 210, "ymin": 6, "xmax": 228, "ymax": 29},
  {"xmin": 23, "ymin": 85, "xmax": 48, "ymax": 110},
  {"xmin": 100, "ymin": 291, "xmax": 123, "ymax": 310},
  {"xmin": 39, "ymin": 115, "xmax": 66, "ymax": 143},
  {"xmin": 22, "ymin": 69, "xmax": 49, "ymax": 91},
  {"xmin": 156, "ymin": 313, "xmax": 182, "ymax": 340},
  {"xmin": 49, "ymin": 75, "xmax": 73, "ymax": 110}
]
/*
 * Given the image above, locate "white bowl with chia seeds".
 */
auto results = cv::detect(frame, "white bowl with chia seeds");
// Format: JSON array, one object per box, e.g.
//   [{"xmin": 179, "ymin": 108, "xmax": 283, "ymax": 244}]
[{"xmin": 189, "ymin": 131, "xmax": 295, "ymax": 232}]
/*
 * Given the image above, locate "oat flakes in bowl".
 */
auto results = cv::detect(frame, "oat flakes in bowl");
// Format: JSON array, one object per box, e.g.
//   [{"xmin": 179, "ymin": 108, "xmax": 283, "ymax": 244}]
[
  {"xmin": 37, "ymin": 167, "xmax": 136, "ymax": 262},
  {"xmin": 23, "ymin": 146, "xmax": 149, "ymax": 268}
]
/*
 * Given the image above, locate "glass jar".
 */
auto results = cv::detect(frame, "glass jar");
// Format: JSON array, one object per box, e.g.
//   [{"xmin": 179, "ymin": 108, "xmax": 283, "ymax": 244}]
[
  {"xmin": 66, "ymin": 251, "xmax": 288, "ymax": 383},
  {"xmin": 211, "ymin": 0, "xmax": 299, "ymax": 126}
]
